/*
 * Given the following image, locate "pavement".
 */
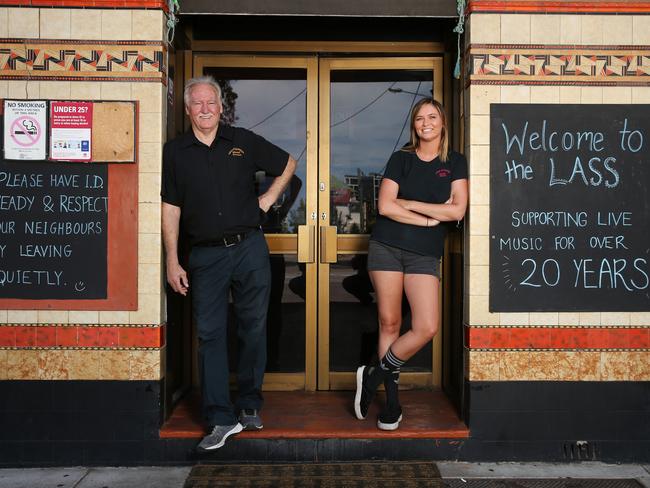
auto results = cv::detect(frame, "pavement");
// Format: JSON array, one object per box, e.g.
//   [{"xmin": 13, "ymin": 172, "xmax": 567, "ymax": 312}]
[{"xmin": 0, "ymin": 462, "xmax": 649, "ymax": 488}]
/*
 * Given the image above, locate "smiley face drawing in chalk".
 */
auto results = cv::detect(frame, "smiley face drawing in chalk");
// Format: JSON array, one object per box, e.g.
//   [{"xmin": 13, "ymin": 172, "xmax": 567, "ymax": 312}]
[{"xmin": 74, "ymin": 281, "xmax": 87, "ymax": 292}]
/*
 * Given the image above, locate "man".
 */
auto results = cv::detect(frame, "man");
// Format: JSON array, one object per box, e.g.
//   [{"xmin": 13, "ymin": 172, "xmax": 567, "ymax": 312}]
[{"xmin": 161, "ymin": 75, "xmax": 297, "ymax": 451}]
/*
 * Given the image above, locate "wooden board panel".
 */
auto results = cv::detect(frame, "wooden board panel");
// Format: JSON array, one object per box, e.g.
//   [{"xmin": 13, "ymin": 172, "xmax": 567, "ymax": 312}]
[{"xmin": 92, "ymin": 102, "xmax": 136, "ymax": 163}]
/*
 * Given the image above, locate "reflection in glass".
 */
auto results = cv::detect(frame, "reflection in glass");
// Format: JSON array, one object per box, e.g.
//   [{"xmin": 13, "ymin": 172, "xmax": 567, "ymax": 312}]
[
  {"xmin": 203, "ymin": 68, "xmax": 307, "ymax": 232},
  {"xmin": 329, "ymin": 70, "xmax": 433, "ymax": 235}
]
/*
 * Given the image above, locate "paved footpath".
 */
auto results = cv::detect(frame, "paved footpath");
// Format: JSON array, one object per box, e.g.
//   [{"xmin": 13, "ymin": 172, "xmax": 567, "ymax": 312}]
[{"xmin": 0, "ymin": 462, "xmax": 648, "ymax": 488}]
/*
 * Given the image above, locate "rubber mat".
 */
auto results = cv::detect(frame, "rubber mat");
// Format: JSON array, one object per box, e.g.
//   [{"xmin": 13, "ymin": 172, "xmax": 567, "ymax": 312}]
[{"xmin": 443, "ymin": 480, "xmax": 643, "ymax": 488}]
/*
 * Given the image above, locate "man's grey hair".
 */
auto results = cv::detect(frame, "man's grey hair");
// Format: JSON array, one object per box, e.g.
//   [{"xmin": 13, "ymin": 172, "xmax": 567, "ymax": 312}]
[{"xmin": 184, "ymin": 75, "xmax": 222, "ymax": 107}]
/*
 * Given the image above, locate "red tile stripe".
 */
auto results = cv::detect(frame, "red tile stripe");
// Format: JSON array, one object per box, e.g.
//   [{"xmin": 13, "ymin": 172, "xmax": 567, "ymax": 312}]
[
  {"xmin": 467, "ymin": 326, "xmax": 650, "ymax": 350},
  {"xmin": 467, "ymin": 1, "xmax": 650, "ymax": 14},
  {"xmin": 0, "ymin": 0, "xmax": 167, "ymax": 10},
  {"xmin": 0, "ymin": 324, "xmax": 165, "ymax": 349}
]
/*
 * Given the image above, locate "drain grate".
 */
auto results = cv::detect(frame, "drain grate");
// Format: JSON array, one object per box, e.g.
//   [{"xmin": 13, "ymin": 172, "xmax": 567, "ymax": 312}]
[{"xmin": 443, "ymin": 480, "xmax": 643, "ymax": 488}]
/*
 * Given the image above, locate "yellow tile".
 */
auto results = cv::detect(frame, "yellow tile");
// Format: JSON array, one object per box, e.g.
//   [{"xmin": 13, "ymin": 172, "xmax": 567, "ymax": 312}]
[
  {"xmin": 131, "ymin": 83, "xmax": 163, "ymax": 113},
  {"xmin": 500, "ymin": 85, "xmax": 530, "ymax": 104},
  {"xmin": 139, "ymin": 233, "xmax": 162, "ymax": 264},
  {"xmin": 132, "ymin": 10, "xmax": 164, "ymax": 41},
  {"xmin": 100, "ymin": 82, "xmax": 132, "ymax": 101},
  {"xmin": 7, "ymin": 310, "xmax": 37, "ymax": 324},
  {"xmin": 139, "ymin": 203, "xmax": 161, "ymax": 234},
  {"xmin": 0, "ymin": 350, "xmax": 7, "ymax": 380},
  {"xmin": 468, "ymin": 145, "xmax": 489, "ymax": 176},
  {"xmin": 581, "ymin": 16, "xmax": 604, "ymax": 44},
  {"xmin": 530, "ymin": 86, "xmax": 559, "ymax": 104},
  {"xmin": 138, "ymin": 263, "xmax": 162, "ymax": 295},
  {"xmin": 529, "ymin": 351, "xmax": 560, "ymax": 380},
  {"xmin": 470, "ymin": 13, "xmax": 500, "ymax": 44},
  {"xmin": 581, "ymin": 87, "xmax": 603, "ymax": 104},
  {"xmin": 602, "ymin": 87, "xmax": 631, "ymax": 104},
  {"xmin": 531, "ymin": 14, "xmax": 560, "ymax": 44},
  {"xmin": 469, "ymin": 115, "xmax": 490, "ymax": 146},
  {"xmin": 37, "ymin": 311, "xmax": 69, "ymax": 324},
  {"xmin": 7, "ymin": 350, "xmax": 39, "ymax": 380},
  {"xmin": 630, "ymin": 312, "xmax": 650, "ymax": 326},
  {"xmin": 68, "ymin": 350, "xmax": 100, "ymax": 380},
  {"xmin": 632, "ymin": 87, "xmax": 650, "ymax": 103},
  {"xmin": 558, "ymin": 312, "xmax": 581, "ymax": 326},
  {"xmin": 71, "ymin": 9, "xmax": 102, "ymax": 40},
  {"xmin": 469, "ymin": 235, "xmax": 489, "ymax": 266},
  {"xmin": 498, "ymin": 351, "xmax": 530, "ymax": 380},
  {"xmin": 0, "ymin": 9, "xmax": 7, "ymax": 37},
  {"xmin": 139, "ymin": 112, "xmax": 164, "ymax": 143},
  {"xmin": 139, "ymin": 172, "xmax": 161, "ymax": 204},
  {"xmin": 603, "ymin": 15, "xmax": 633, "ymax": 45},
  {"xmin": 579, "ymin": 312, "xmax": 601, "ymax": 326},
  {"xmin": 68, "ymin": 311, "xmax": 99, "ymax": 325},
  {"xmin": 7, "ymin": 80, "xmax": 39, "ymax": 99},
  {"xmin": 101, "ymin": 9, "xmax": 132, "ymax": 40},
  {"xmin": 138, "ymin": 142, "xmax": 163, "ymax": 173},
  {"xmin": 601, "ymin": 352, "xmax": 629, "ymax": 380},
  {"xmin": 559, "ymin": 15, "xmax": 581, "ymax": 44},
  {"xmin": 129, "ymin": 293, "xmax": 162, "ymax": 325},
  {"xmin": 469, "ymin": 295, "xmax": 500, "ymax": 326},
  {"xmin": 0, "ymin": 81, "xmax": 7, "ymax": 99},
  {"xmin": 468, "ymin": 351, "xmax": 500, "ymax": 381},
  {"xmin": 577, "ymin": 352, "xmax": 601, "ymax": 381},
  {"xmin": 469, "ymin": 175, "xmax": 489, "ymax": 205},
  {"xmin": 469, "ymin": 84, "xmax": 500, "ymax": 116},
  {"xmin": 99, "ymin": 350, "xmax": 131, "ymax": 380},
  {"xmin": 559, "ymin": 86, "xmax": 581, "ymax": 104},
  {"xmin": 469, "ymin": 205, "xmax": 489, "ymax": 236},
  {"xmin": 40, "ymin": 8, "xmax": 71, "ymax": 39},
  {"xmin": 38, "ymin": 351, "xmax": 70, "ymax": 380},
  {"xmin": 633, "ymin": 16, "xmax": 650, "ymax": 44},
  {"xmin": 600, "ymin": 312, "xmax": 630, "ymax": 326},
  {"xmin": 70, "ymin": 82, "xmax": 102, "ymax": 100},
  {"xmin": 98, "ymin": 311, "xmax": 130, "ymax": 325},
  {"xmin": 0, "ymin": 310, "xmax": 7, "ymax": 323},
  {"xmin": 501, "ymin": 14, "xmax": 530, "ymax": 44},
  {"xmin": 500, "ymin": 312, "xmax": 530, "ymax": 326},
  {"xmin": 468, "ymin": 264, "xmax": 489, "ymax": 297},
  {"xmin": 131, "ymin": 350, "xmax": 161, "ymax": 380},
  {"xmin": 39, "ymin": 81, "xmax": 71, "ymax": 100},
  {"xmin": 529, "ymin": 313, "xmax": 558, "ymax": 326},
  {"xmin": 627, "ymin": 352, "xmax": 650, "ymax": 381},
  {"xmin": 7, "ymin": 8, "xmax": 39, "ymax": 38}
]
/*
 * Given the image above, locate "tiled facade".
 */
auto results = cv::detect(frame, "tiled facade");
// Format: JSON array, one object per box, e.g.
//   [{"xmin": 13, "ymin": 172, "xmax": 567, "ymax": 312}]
[
  {"xmin": 464, "ymin": 8, "xmax": 650, "ymax": 381},
  {"xmin": 0, "ymin": 7, "xmax": 167, "ymax": 380}
]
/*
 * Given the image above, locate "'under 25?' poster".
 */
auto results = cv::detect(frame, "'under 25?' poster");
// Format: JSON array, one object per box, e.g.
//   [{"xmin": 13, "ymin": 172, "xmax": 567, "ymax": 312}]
[{"xmin": 50, "ymin": 101, "xmax": 93, "ymax": 162}]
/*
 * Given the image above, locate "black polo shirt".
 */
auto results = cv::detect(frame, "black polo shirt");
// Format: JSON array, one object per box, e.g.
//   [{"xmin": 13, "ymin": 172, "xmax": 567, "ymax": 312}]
[{"xmin": 161, "ymin": 124, "xmax": 289, "ymax": 246}]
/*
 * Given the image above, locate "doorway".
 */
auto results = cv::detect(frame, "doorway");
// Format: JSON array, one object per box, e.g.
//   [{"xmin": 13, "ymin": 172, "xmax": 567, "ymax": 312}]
[{"xmin": 191, "ymin": 52, "xmax": 445, "ymax": 392}]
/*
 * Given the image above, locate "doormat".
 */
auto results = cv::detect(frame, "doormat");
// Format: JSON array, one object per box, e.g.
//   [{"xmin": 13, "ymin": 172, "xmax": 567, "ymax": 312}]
[
  {"xmin": 184, "ymin": 461, "xmax": 443, "ymax": 487},
  {"xmin": 444, "ymin": 481, "xmax": 643, "ymax": 488}
]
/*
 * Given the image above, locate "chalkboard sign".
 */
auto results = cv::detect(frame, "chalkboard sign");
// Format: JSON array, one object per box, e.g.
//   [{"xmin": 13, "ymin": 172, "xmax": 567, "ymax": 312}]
[
  {"xmin": 0, "ymin": 160, "xmax": 108, "ymax": 300},
  {"xmin": 490, "ymin": 104, "xmax": 650, "ymax": 312}
]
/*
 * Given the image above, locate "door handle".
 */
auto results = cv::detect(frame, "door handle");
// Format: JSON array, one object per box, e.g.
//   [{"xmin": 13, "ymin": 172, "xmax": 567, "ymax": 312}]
[
  {"xmin": 320, "ymin": 226, "xmax": 338, "ymax": 263},
  {"xmin": 297, "ymin": 225, "xmax": 315, "ymax": 263}
]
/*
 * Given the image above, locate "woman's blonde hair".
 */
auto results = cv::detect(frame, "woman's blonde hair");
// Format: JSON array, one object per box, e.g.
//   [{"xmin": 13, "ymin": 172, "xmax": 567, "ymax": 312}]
[{"xmin": 402, "ymin": 98, "xmax": 449, "ymax": 162}]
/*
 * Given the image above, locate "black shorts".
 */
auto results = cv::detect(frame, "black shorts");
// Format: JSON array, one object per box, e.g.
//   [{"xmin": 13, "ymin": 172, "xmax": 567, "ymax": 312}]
[{"xmin": 367, "ymin": 240, "xmax": 440, "ymax": 278}]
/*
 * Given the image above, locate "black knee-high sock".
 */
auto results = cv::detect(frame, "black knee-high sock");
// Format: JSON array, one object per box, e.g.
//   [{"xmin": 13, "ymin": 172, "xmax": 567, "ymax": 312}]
[{"xmin": 380, "ymin": 348, "xmax": 404, "ymax": 408}]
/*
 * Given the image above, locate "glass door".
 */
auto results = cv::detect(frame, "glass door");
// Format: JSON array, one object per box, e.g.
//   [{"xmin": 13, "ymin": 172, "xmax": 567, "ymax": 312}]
[{"xmin": 318, "ymin": 58, "xmax": 443, "ymax": 390}]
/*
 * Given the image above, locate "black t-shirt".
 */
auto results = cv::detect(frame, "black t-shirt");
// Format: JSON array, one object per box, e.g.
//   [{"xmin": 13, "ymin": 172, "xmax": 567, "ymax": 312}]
[
  {"xmin": 161, "ymin": 125, "xmax": 289, "ymax": 246},
  {"xmin": 370, "ymin": 149, "xmax": 468, "ymax": 258}
]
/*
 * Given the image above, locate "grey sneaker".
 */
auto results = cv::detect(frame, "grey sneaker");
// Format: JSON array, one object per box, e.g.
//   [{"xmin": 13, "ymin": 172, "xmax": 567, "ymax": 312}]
[
  {"xmin": 197, "ymin": 423, "xmax": 243, "ymax": 451},
  {"xmin": 377, "ymin": 405, "xmax": 403, "ymax": 431},
  {"xmin": 239, "ymin": 409, "xmax": 263, "ymax": 430}
]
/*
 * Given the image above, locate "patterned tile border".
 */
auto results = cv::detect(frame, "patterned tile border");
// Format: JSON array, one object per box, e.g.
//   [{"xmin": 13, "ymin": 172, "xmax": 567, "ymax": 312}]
[
  {"xmin": 0, "ymin": 323, "xmax": 165, "ymax": 349},
  {"xmin": 467, "ymin": 0, "xmax": 650, "ymax": 14},
  {"xmin": 0, "ymin": 39, "xmax": 165, "ymax": 82},
  {"xmin": 468, "ymin": 44, "xmax": 650, "ymax": 86},
  {"xmin": 0, "ymin": 1, "xmax": 167, "ymax": 9},
  {"xmin": 466, "ymin": 325, "xmax": 650, "ymax": 350}
]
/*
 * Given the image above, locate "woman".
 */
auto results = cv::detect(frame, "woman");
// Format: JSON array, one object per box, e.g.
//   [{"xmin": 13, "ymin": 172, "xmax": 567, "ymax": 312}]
[{"xmin": 354, "ymin": 98, "xmax": 468, "ymax": 430}]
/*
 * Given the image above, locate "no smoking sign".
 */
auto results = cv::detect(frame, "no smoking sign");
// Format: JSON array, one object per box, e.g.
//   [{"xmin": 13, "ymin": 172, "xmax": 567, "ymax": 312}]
[{"xmin": 4, "ymin": 100, "xmax": 47, "ymax": 160}]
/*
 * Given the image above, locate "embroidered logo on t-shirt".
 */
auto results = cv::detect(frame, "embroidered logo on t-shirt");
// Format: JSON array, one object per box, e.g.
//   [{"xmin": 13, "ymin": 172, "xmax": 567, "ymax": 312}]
[
  {"xmin": 229, "ymin": 147, "xmax": 245, "ymax": 157},
  {"xmin": 436, "ymin": 168, "xmax": 451, "ymax": 177}
]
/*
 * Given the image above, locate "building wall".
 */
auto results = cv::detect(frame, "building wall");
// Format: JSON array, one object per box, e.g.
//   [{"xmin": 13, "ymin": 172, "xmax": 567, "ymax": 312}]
[
  {"xmin": 464, "ymin": 7, "xmax": 650, "ymax": 382},
  {"xmin": 0, "ymin": 6, "xmax": 167, "ymax": 381}
]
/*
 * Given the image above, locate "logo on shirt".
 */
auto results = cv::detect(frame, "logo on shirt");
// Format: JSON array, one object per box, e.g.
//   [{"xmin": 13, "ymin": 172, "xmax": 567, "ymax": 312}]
[
  {"xmin": 228, "ymin": 147, "xmax": 245, "ymax": 157},
  {"xmin": 436, "ymin": 168, "xmax": 451, "ymax": 177}
]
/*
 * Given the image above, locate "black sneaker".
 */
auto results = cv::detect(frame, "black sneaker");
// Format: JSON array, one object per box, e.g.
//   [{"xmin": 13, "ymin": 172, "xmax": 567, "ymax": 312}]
[
  {"xmin": 377, "ymin": 404, "xmax": 402, "ymax": 431},
  {"xmin": 239, "ymin": 409, "xmax": 263, "ymax": 431},
  {"xmin": 197, "ymin": 423, "xmax": 243, "ymax": 451},
  {"xmin": 354, "ymin": 365, "xmax": 381, "ymax": 420}
]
